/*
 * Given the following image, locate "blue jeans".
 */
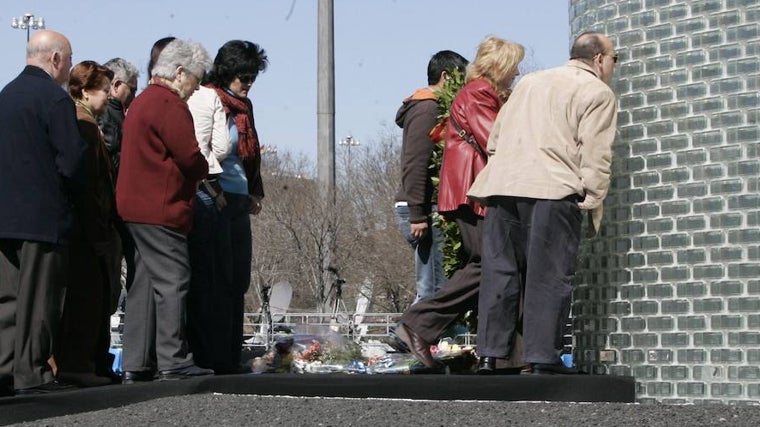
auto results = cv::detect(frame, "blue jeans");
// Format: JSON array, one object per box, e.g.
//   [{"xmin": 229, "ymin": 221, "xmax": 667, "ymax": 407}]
[{"xmin": 394, "ymin": 204, "xmax": 446, "ymax": 303}]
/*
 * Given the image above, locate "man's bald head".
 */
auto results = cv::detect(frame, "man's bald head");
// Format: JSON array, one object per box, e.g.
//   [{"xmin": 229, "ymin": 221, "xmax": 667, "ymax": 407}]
[
  {"xmin": 569, "ymin": 31, "xmax": 616, "ymax": 85},
  {"xmin": 26, "ymin": 30, "xmax": 73, "ymax": 85},
  {"xmin": 570, "ymin": 32, "xmax": 612, "ymax": 62}
]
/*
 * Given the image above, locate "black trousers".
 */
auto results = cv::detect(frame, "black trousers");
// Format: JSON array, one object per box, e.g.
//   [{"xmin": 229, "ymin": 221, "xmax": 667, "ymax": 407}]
[
  {"xmin": 55, "ymin": 236, "xmax": 110, "ymax": 375},
  {"xmin": 0, "ymin": 239, "xmax": 67, "ymax": 389},
  {"xmin": 477, "ymin": 196, "xmax": 581, "ymax": 364}
]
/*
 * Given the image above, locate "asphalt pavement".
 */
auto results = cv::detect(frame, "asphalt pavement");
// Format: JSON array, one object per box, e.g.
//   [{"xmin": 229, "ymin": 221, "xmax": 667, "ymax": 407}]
[{"xmin": 12, "ymin": 394, "xmax": 760, "ymax": 426}]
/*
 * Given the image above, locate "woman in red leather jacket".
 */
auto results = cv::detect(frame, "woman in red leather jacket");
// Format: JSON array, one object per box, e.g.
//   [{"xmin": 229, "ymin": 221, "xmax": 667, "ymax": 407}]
[{"xmin": 395, "ymin": 36, "xmax": 524, "ymax": 371}]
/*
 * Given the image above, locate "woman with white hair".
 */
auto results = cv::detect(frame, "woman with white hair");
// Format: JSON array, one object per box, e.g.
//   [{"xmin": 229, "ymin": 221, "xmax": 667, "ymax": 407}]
[{"xmin": 116, "ymin": 38, "xmax": 213, "ymax": 383}]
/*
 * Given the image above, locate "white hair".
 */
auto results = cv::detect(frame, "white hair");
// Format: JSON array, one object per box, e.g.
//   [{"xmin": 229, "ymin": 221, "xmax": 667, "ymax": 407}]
[
  {"xmin": 103, "ymin": 57, "xmax": 139, "ymax": 83},
  {"xmin": 151, "ymin": 39, "xmax": 211, "ymax": 81}
]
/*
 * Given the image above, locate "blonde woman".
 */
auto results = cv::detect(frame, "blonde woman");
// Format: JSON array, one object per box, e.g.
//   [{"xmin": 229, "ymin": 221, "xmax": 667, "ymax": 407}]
[{"xmin": 396, "ymin": 36, "xmax": 525, "ymax": 371}]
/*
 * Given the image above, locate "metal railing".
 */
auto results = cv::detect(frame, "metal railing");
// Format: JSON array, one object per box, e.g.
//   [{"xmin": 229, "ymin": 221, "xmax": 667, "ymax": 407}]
[{"xmin": 242, "ymin": 311, "xmax": 403, "ymax": 347}]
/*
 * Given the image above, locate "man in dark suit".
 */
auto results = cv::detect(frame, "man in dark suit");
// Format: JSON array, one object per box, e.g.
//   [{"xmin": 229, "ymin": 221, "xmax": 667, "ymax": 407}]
[{"xmin": 0, "ymin": 30, "xmax": 86, "ymax": 395}]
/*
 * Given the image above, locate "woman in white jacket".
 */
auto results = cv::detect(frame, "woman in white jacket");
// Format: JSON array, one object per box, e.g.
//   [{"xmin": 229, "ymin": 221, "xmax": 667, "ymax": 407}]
[{"xmin": 186, "ymin": 74, "xmax": 232, "ymax": 373}]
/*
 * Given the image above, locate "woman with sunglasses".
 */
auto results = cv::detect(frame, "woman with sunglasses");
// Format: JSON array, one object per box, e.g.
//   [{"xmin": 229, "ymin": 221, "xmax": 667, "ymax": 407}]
[{"xmin": 186, "ymin": 40, "xmax": 268, "ymax": 374}]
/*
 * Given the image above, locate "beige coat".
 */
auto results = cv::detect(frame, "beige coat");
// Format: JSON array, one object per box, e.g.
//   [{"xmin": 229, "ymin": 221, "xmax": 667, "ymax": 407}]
[{"xmin": 467, "ymin": 60, "xmax": 617, "ymax": 235}]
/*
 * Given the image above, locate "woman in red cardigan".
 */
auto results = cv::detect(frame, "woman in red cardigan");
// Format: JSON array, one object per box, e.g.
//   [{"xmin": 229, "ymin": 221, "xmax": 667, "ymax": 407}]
[{"xmin": 116, "ymin": 38, "xmax": 213, "ymax": 383}]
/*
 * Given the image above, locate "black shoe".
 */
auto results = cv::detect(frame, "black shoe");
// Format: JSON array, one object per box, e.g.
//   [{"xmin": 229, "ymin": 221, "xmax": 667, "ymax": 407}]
[
  {"xmin": 395, "ymin": 323, "xmax": 437, "ymax": 368},
  {"xmin": 122, "ymin": 370, "xmax": 156, "ymax": 384},
  {"xmin": 0, "ymin": 375, "xmax": 13, "ymax": 397},
  {"xmin": 531, "ymin": 363, "xmax": 580, "ymax": 375},
  {"xmin": 158, "ymin": 365, "xmax": 214, "ymax": 381},
  {"xmin": 15, "ymin": 379, "xmax": 78, "ymax": 395},
  {"xmin": 477, "ymin": 357, "xmax": 497, "ymax": 375}
]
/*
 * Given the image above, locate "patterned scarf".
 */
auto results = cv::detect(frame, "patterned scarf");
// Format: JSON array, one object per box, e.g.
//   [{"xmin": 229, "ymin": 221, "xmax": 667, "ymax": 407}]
[{"xmin": 207, "ymin": 84, "xmax": 259, "ymax": 160}]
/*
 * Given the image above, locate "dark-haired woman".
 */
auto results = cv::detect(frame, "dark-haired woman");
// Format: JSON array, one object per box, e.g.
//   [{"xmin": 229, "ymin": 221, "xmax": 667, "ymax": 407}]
[
  {"xmin": 186, "ymin": 40, "xmax": 267, "ymax": 374},
  {"xmin": 55, "ymin": 61, "xmax": 119, "ymax": 387}
]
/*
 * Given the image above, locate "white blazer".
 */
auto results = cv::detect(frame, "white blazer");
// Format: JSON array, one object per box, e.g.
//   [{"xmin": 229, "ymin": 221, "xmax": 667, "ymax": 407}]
[{"xmin": 187, "ymin": 86, "xmax": 232, "ymax": 175}]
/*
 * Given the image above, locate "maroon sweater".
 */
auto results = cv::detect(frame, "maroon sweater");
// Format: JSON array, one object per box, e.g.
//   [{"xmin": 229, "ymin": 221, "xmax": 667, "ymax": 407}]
[{"xmin": 116, "ymin": 84, "xmax": 208, "ymax": 234}]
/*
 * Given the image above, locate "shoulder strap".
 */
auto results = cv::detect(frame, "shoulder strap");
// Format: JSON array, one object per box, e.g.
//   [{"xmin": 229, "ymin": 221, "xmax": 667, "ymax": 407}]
[{"xmin": 448, "ymin": 114, "xmax": 488, "ymax": 161}]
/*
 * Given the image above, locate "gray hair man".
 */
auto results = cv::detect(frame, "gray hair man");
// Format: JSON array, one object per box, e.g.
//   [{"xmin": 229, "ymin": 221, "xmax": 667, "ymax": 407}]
[{"xmin": 99, "ymin": 57, "xmax": 139, "ymax": 172}]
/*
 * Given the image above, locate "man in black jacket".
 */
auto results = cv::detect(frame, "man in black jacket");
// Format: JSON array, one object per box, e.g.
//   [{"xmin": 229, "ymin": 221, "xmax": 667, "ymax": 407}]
[
  {"xmin": 0, "ymin": 30, "xmax": 86, "ymax": 396},
  {"xmin": 99, "ymin": 57, "xmax": 139, "ymax": 174}
]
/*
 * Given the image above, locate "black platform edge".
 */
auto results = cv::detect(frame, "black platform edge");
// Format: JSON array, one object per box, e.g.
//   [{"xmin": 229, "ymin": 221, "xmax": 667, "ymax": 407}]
[{"xmin": 0, "ymin": 373, "xmax": 635, "ymax": 425}]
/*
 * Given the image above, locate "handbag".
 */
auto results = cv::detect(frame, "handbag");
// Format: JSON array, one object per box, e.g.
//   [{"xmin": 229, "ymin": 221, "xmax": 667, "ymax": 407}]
[{"xmin": 448, "ymin": 114, "xmax": 488, "ymax": 161}]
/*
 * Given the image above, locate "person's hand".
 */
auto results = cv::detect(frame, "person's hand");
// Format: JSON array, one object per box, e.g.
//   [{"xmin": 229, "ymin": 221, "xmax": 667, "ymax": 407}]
[
  {"xmin": 250, "ymin": 196, "xmax": 262, "ymax": 215},
  {"xmin": 410, "ymin": 222, "xmax": 428, "ymax": 240},
  {"xmin": 577, "ymin": 195, "xmax": 601, "ymax": 210},
  {"xmin": 214, "ymin": 192, "xmax": 227, "ymax": 211}
]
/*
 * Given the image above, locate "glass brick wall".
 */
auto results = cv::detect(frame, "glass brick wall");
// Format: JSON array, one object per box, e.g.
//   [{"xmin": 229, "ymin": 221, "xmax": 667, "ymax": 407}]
[{"xmin": 570, "ymin": 0, "xmax": 760, "ymax": 403}]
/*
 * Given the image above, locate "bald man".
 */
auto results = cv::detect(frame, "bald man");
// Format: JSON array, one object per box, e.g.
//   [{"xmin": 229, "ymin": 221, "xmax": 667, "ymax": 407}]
[
  {"xmin": 467, "ymin": 32, "xmax": 618, "ymax": 375},
  {"xmin": 0, "ymin": 30, "xmax": 86, "ymax": 395}
]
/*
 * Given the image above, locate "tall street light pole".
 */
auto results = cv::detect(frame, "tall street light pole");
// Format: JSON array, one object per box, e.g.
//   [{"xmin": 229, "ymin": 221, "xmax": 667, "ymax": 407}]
[
  {"xmin": 317, "ymin": 0, "xmax": 335, "ymax": 204},
  {"xmin": 11, "ymin": 13, "xmax": 45, "ymax": 42},
  {"xmin": 317, "ymin": 0, "xmax": 336, "ymax": 314},
  {"xmin": 338, "ymin": 135, "xmax": 360, "ymax": 173}
]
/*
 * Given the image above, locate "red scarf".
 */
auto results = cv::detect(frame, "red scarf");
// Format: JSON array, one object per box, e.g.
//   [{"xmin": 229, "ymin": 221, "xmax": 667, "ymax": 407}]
[{"xmin": 207, "ymin": 84, "xmax": 259, "ymax": 160}]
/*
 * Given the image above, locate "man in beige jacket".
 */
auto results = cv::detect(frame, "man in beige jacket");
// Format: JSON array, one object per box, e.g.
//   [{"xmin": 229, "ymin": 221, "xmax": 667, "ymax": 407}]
[{"xmin": 467, "ymin": 32, "xmax": 618, "ymax": 375}]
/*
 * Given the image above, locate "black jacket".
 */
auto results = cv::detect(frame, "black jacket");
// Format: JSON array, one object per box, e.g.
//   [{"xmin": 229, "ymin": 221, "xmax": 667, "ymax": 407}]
[
  {"xmin": 98, "ymin": 97, "xmax": 125, "ymax": 173},
  {"xmin": 0, "ymin": 65, "xmax": 87, "ymax": 244}
]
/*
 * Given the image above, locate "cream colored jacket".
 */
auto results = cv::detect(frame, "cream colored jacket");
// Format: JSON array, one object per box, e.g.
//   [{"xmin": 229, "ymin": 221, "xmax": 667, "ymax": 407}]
[
  {"xmin": 187, "ymin": 86, "xmax": 231, "ymax": 175},
  {"xmin": 467, "ymin": 60, "xmax": 617, "ymax": 235}
]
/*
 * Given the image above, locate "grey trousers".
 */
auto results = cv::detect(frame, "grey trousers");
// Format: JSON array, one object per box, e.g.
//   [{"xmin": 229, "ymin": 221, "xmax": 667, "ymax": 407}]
[
  {"xmin": 0, "ymin": 239, "xmax": 67, "ymax": 389},
  {"xmin": 123, "ymin": 223, "xmax": 193, "ymax": 372},
  {"xmin": 477, "ymin": 196, "xmax": 581, "ymax": 364}
]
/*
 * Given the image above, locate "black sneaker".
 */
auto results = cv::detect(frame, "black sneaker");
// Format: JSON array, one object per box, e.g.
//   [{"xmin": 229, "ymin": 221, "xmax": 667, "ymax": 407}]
[
  {"xmin": 15, "ymin": 379, "xmax": 78, "ymax": 395},
  {"xmin": 158, "ymin": 365, "xmax": 214, "ymax": 381}
]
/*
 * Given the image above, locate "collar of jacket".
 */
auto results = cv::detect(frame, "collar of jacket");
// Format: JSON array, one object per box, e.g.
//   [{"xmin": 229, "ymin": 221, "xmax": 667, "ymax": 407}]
[
  {"xmin": 566, "ymin": 59, "xmax": 602, "ymax": 80},
  {"xmin": 108, "ymin": 97, "xmax": 124, "ymax": 111},
  {"xmin": 404, "ymin": 87, "xmax": 437, "ymax": 103}
]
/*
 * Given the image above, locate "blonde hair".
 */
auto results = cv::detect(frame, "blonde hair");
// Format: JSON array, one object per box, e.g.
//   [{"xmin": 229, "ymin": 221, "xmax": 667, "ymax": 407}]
[{"xmin": 466, "ymin": 36, "xmax": 525, "ymax": 99}]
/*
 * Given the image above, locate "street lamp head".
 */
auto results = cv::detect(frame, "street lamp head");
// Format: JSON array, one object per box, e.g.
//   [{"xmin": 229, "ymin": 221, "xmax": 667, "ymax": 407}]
[
  {"xmin": 10, "ymin": 13, "xmax": 45, "ymax": 42},
  {"xmin": 338, "ymin": 135, "xmax": 360, "ymax": 146}
]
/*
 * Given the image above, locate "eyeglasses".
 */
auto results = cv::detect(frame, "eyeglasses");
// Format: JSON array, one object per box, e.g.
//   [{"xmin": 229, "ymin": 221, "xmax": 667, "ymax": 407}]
[
  {"xmin": 607, "ymin": 52, "xmax": 619, "ymax": 64},
  {"xmin": 118, "ymin": 80, "xmax": 137, "ymax": 93},
  {"xmin": 237, "ymin": 73, "xmax": 256, "ymax": 85}
]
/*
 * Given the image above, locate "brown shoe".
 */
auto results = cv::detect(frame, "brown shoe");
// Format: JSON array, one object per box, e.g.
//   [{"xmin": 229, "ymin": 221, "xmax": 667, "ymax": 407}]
[{"xmin": 396, "ymin": 323, "xmax": 436, "ymax": 368}]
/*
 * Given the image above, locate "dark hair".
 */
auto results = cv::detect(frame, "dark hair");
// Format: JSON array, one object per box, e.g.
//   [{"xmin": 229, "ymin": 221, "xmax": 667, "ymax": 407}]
[
  {"xmin": 570, "ymin": 32, "xmax": 606, "ymax": 61},
  {"xmin": 427, "ymin": 50, "xmax": 468, "ymax": 85},
  {"xmin": 148, "ymin": 36, "xmax": 177, "ymax": 79},
  {"xmin": 205, "ymin": 40, "xmax": 268, "ymax": 87},
  {"xmin": 68, "ymin": 60, "xmax": 114, "ymax": 99}
]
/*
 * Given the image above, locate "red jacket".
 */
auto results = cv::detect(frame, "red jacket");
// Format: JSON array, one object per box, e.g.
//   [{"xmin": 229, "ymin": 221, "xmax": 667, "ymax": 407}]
[
  {"xmin": 437, "ymin": 79, "xmax": 503, "ymax": 217},
  {"xmin": 116, "ymin": 84, "xmax": 208, "ymax": 234}
]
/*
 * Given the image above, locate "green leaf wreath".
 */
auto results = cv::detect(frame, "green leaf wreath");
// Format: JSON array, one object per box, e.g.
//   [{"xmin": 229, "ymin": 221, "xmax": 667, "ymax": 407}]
[{"xmin": 430, "ymin": 68, "xmax": 466, "ymax": 278}]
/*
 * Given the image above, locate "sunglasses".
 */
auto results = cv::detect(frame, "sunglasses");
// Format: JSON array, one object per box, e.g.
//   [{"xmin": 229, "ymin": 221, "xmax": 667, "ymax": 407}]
[
  {"xmin": 237, "ymin": 73, "xmax": 256, "ymax": 84},
  {"xmin": 603, "ymin": 52, "xmax": 618, "ymax": 64}
]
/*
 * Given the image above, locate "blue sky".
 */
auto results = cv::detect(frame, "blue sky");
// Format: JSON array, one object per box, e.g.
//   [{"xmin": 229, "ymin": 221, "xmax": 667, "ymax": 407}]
[{"xmin": 2, "ymin": 0, "xmax": 570, "ymax": 159}]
